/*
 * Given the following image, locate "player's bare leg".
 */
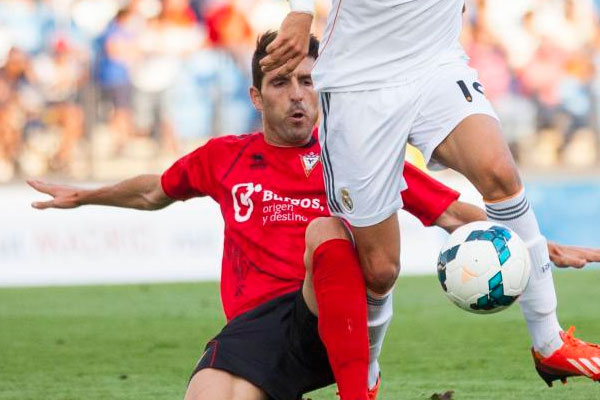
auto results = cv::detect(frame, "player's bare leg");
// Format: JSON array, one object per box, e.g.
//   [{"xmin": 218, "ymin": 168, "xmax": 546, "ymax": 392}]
[
  {"xmin": 350, "ymin": 214, "xmax": 400, "ymax": 296},
  {"xmin": 303, "ymin": 217, "xmax": 370, "ymax": 400},
  {"xmin": 432, "ymin": 115, "xmax": 521, "ymax": 200},
  {"xmin": 431, "ymin": 113, "xmax": 588, "ymax": 383},
  {"xmin": 185, "ymin": 368, "xmax": 267, "ymax": 400}
]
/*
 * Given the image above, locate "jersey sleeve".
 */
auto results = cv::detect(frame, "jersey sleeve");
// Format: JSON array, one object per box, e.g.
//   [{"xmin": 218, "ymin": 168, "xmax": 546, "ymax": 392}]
[
  {"xmin": 401, "ymin": 162, "xmax": 460, "ymax": 226},
  {"xmin": 160, "ymin": 139, "xmax": 219, "ymax": 201}
]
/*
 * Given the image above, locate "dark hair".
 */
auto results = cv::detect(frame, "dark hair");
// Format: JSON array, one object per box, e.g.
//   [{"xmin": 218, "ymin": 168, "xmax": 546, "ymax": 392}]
[{"xmin": 251, "ymin": 31, "xmax": 320, "ymax": 90}]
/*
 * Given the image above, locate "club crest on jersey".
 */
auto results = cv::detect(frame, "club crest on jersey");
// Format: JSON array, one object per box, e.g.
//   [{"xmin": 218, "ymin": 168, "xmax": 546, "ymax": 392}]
[
  {"xmin": 300, "ymin": 152, "xmax": 320, "ymax": 177},
  {"xmin": 340, "ymin": 188, "xmax": 354, "ymax": 212}
]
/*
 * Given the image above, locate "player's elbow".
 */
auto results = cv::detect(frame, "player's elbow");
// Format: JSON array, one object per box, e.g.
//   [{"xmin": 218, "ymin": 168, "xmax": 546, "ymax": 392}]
[{"xmin": 140, "ymin": 191, "xmax": 173, "ymax": 210}]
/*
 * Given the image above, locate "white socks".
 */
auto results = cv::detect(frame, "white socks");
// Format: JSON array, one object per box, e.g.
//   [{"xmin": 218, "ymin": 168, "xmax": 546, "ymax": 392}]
[
  {"xmin": 485, "ymin": 190, "xmax": 562, "ymax": 357},
  {"xmin": 367, "ymin": 290, "xmax": 393, "ymax": 389}
]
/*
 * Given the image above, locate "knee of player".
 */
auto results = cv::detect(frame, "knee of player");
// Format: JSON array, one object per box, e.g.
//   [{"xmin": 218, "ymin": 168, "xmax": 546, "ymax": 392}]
[
  {"xmin": 477, "ymin": 161, "xmax": 522, "ymax": 200},
  {"xmin": 305, "ymin": 217, "xmax": 351, "ymax": 254},
  {"xmin": 363, "ymin": 257, "xmax": 400, "ymax": 295}
]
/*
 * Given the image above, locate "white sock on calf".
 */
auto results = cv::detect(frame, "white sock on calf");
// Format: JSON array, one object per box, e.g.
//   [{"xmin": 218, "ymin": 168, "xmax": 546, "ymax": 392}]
[
  {"xmin": 367, "ymin": 290, "xmax": 393, "ymax": 389},
  {"xmin": 518, "ymin": 237, "xmax": 563, "ymax": 357},
  {"xmin": 485, "ymin": 190, "xmax": 562, "ymax": 357}
]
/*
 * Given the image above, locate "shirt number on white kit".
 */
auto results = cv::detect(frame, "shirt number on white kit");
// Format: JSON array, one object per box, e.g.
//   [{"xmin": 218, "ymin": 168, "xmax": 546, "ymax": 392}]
[{"xmin": 457, "ymin": 80, "xmax": 485, "ymax": 103}]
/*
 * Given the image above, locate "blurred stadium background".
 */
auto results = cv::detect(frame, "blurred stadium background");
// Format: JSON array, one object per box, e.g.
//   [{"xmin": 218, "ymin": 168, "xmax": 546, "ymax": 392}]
[
  {"xmin": 1, "ymin": 0, "xmax": 600, "ymax": 181},
  {"xmin": 1, "ymin": 1, "xmax": 599, "ymax": 399},
  {"xmin": 0, "ymin": 0, "xmax": 598, "ymax": 286}
]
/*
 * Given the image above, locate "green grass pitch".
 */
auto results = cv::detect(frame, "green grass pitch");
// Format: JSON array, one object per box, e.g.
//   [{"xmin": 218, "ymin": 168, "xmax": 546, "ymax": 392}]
[{"xmin": 1, "ymin": 270, "xmax": 599, "ymax": 399}]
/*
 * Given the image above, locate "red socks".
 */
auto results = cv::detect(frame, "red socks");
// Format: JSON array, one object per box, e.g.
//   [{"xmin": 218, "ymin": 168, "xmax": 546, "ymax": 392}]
[{"xmin": 312, "ymin": 239, "xmax": 369, "ymax": 400}]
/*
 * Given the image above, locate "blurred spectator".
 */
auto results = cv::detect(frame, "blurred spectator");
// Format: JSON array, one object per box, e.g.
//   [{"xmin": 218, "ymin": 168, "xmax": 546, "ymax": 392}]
[
  {"xmin": 465, "ymin": 19, "xmax": 537, "ymax": 155},
  {"xmin": 204, "ymin": 1, "xmax": 254, "ymax": 69},
  {"xmin": 539, "ymin": 0, "xmax": 595, "ymax": 53},
  {"xmin": 96, "ymin": 6, "xmax": 139, "ymax": 152},
  {"xmin": 131, "ymin": 0, "xmax": 202, "ymax": 154},
  {"xmin": 33, "ymin": 38, "xmax": 88, "ymax": 170},
  {"xmin": 520, "ymin": 38, "xmax": 567, "ymax": 128},
  {"xmin": 465, "ymin": 21, "xmax": 511, "ymax": 103},
  {"xmin": 0, "ymin": 47, "xmax": 40, "ymax": 181}
]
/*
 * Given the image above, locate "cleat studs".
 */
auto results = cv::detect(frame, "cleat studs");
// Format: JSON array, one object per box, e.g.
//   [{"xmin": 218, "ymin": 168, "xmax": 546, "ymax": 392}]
[{"xmin": 534, "ymin": 366, "xmax": 571, "ymax": 388}]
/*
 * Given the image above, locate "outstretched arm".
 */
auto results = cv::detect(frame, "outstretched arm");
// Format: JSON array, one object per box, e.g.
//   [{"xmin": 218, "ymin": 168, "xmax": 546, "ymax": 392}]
[
  {"xmin": 433, "ymin": 200, "xmax": 600, "ymax": 269},
  {"xmin": 28, "ymin": 175, "xmax": 174, "ymax": 211}
]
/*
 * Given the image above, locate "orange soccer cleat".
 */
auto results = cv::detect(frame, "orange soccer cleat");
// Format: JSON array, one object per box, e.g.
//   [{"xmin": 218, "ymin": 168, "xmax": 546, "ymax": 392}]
[
  {"xmin": 368, "ymin": 375, "xmax": 381, "ymax": 400},
  {"xmin": 532, "ymin": 326, "xmax": 600, "ymax": 387}
]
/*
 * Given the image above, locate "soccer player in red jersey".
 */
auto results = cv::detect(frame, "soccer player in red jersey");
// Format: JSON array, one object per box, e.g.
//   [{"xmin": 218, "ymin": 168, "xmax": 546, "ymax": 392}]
[{"xmin": 29, "ymin": 33, "xmax": 600, "ymax": 399}]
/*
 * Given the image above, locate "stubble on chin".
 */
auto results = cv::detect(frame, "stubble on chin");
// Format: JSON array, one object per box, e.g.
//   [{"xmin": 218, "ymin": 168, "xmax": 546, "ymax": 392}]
[{"xmin": 282, "ymin": 124, "xmax": 312, "ymax": 145}]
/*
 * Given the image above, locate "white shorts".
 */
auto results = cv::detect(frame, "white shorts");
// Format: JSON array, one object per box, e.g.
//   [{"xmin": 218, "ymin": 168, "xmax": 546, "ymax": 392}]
[{"xmin": 319, "ymin": 61, "xmax": 498, "ymax": 227}]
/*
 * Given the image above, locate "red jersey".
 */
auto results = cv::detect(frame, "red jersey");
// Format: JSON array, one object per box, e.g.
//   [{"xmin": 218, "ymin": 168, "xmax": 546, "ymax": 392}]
[
  {"xmin": 161, "ymin": 130, "xmax": 459, "ymax": 321},
  {"xmin": 401, "ymin": 163, "xmax": 460, "ymax": 227}
]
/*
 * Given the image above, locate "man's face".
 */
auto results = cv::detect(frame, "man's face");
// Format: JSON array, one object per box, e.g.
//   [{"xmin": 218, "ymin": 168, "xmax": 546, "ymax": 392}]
[{"xmin": 250, "ymin": 57, "xmax": 318, "ymax": 147}]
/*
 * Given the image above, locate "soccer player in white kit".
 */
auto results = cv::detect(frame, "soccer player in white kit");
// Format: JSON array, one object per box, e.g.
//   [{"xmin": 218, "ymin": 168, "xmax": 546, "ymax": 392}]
[{"xmin": 261, "ymin": 0, "xmax": 600, "ymax": 391}]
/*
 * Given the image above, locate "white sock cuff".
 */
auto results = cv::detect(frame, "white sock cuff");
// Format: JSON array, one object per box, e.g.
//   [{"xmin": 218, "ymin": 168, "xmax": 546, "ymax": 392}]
[
  {"xmin": 484, "ymin": 189, "xmax": 526, "ymax": 216},
  {"xmin": 367, "ymin": 287, "xmax": 393, "ymax": 300},
  {"xmin": 367, "ymin": 291, "xmax": 393, "ymax": 324},
  {"xmin": 367, "ymin": 292, "xmax": 391, "ymax": 306},
  {"xmin": 485, "ymin": 190, "xmax": 542, "ymax": 243}
]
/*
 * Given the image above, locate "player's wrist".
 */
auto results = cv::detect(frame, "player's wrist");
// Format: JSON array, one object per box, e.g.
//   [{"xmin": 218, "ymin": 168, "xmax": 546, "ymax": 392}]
[
  {"xmin": 73, "ymin": 189, "xmax": 88, "ymax": 206},
  {"xmin": 289, "ymin": 0, "xmax": 315, "ymax": 15}
]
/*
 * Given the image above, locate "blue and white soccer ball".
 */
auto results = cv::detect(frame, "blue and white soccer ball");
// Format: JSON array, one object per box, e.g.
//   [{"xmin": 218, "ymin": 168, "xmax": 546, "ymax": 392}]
[{"xmin": 437, "ymin": 221, "xmax": 531, "ymax": 314}]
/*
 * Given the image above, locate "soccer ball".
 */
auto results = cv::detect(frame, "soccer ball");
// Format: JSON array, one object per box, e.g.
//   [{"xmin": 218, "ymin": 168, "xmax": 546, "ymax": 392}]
[{"xmin": 437, "ymin": 221, "xmax": 531, "ymax": 314}]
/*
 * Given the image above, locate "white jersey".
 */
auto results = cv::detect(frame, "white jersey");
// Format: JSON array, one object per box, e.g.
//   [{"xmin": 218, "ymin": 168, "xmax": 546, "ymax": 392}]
[{"xmin": 312, "ymin": 0, "xmax": 468, "ymax": 92}]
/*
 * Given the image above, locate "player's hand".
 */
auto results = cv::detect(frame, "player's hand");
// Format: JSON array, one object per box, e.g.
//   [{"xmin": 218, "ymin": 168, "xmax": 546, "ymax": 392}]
[
  {"xmin": 28, "ymin": 179, "xmax": 82, "ymax": 209},
  {"xmin": 260, "ymin": 12, "xmax": 313, "ymax": 75},
  {"xmin": 548, "ymin": 242, "xmax": 600, "ymax": 269}
]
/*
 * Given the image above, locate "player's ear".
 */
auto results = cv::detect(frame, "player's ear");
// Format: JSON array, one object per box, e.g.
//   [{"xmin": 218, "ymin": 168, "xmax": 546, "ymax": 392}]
[{"xmin": 249, "ymin": 86, "xmax": 263, "ymax": 112}]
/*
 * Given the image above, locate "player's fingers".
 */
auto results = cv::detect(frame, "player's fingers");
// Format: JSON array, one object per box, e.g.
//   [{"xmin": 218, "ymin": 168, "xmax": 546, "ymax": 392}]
[
  {"xmin": 260, "ymin": 47, "xmax": 295, "ymax": 72},
  {"xmin": 31, "ymin": 200, "xmax": 55, "ymax": 210},
  {"xmin": 553, "ymin": 253, "xmax": 586, "ymax": 268},
  {"xmin": 27, "ymin": 179, "xmax": 54, "ymax": 195},
  {"xmin": 574, "ymin": 247, "xmax": 600, "ymax": 262},
  {"xmin": 277, "ymin": 54, "xmax": 304, "ymax": 76},
  {"xmin": 566, "ymin": 257, "xmax": 586, "ymax": 268},
  {"xmin": 259, "ymin": 54, "xmax": 284, "ymax": 72},
  {"xmin": 556, "ymin": 245, "xmax": 600, "ymax": 263},
  {"xmin": 265, "ymin": 35, "xmax": 303, "ymax": 56},
  {"xmin": 261, "ymin": 39, "xmax": 292, "ymax": 69},
  {"xmin": 262, "ymin": 41, "xmax": 305, "ymax": 72},
  {"xmin": 265, "ymin": 35, "xmax": 286, "ymax": 54}
]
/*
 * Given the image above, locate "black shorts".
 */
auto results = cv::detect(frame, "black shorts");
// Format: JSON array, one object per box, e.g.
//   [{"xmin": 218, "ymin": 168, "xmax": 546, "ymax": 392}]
[{"xmin": 191, "ymin": 290, "xmax": 334, "ymax": 400}]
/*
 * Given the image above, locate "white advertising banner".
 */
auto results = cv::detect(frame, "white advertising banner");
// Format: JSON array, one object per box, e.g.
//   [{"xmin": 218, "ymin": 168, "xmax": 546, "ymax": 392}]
[
  {"xmin": 0, "ymin": 184, "xmax": 225, "ymax": 286},
  {"xmin": 0, "ymin": 176, "xmax": 480, "ymax": 287}
]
